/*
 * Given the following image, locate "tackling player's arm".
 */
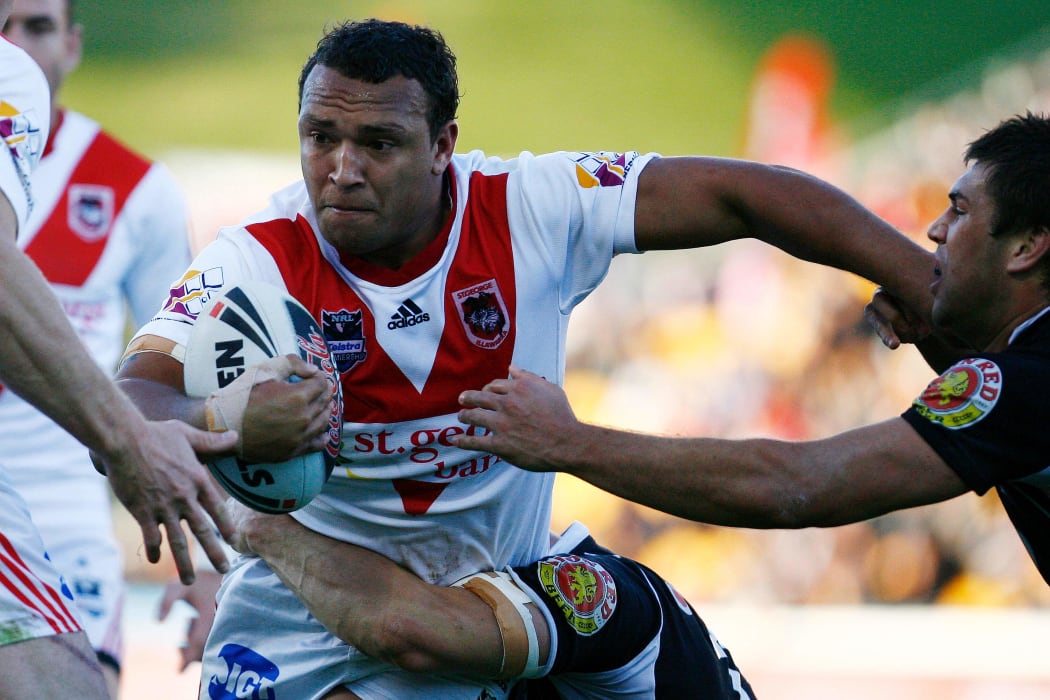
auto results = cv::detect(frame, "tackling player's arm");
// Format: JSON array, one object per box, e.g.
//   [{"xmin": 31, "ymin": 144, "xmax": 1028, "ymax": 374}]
[
  {"xmin": 0, "ymin": 194, "xmax": 238, "ymax": 583},
  {"xmin": 229, "ymin": 505, "xmax": 550, "ymax": 679},
  {"xmin": 634, "ymin": 157, "xmax": 936, "ymax": 338},
  {"xmin": 453, "ymin": 367, "xmax": 969, "ymax": 528}
]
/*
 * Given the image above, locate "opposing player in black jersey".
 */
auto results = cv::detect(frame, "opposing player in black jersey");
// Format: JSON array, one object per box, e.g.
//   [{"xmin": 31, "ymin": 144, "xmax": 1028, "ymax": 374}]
[
  {"xmin": 228, "ymin": 505, "xmax": 755, "ymax": 699},
  {"xmin": 453, "ymin": 113, "xmax": 1050, "ymax": 588}
]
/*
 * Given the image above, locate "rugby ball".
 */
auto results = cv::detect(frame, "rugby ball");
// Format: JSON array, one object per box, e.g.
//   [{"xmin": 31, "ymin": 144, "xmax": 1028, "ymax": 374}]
[{"xmin": 183, "ymin": 281, "xmax": 343, "ymax": 514}]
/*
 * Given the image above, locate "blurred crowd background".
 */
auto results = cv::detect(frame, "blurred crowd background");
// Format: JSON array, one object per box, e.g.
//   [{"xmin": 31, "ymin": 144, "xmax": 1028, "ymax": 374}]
[{"xmin": 68, "ymin": 1, "xmax": 1050, "ymax": 611}]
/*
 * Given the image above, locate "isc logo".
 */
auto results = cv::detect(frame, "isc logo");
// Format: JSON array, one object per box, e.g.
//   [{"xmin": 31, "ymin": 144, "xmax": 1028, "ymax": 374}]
[{"xmin": 214, "ymin": 339, "xmax": 245, "ymax": 388}]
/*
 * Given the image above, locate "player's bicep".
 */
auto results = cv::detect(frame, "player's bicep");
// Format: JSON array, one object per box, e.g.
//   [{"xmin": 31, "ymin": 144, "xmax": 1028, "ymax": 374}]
[
  {"xmin": 633, "ymin": 156, "xmax": 749, "ymax": 251},
  {"xmin": 807, "ymin": 417, "xmax": 969, "ymax": 524},
  {"xmin": 510, "ymin": 554, "xmax": 660, "ymax": 677}
]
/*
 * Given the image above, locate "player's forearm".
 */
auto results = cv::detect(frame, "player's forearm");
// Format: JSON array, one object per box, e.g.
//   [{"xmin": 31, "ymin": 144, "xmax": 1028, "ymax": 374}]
[
  {"xmin": 0, "ymin": 236, "xmax": 151, "ymax": 459},
  {"xmin": 115, "ymin": 352, "xmax": 209, "ymax": 429},
  {"xmin": 242, "ymin": 515, "xmax": 504, "ymax": 677},
  {"xmin": 740, "ymin": 163, "xmax": 935, "ymax": 320},
  {"xmin": 550, "ymin": 423, "xmax": 822, "ymax": 528},
  {"xmin": 640, "ymin": 158, "xmax": 935, "ymax": 321}
]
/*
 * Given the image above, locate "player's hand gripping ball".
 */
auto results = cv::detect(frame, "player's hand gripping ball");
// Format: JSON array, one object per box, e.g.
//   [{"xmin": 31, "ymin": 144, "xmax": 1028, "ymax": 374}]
[{"xmin": 183, "ymin": 281, "xmax": 343, "ymax": 513}]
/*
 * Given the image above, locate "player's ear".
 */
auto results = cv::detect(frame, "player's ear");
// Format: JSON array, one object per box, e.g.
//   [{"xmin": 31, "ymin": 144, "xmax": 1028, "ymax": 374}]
[
  {"xmin": 1006, "ymin": 225, "xmax": 1050, "ymax": 274},
  {"xmin": 431, "ymin": 121, "xmax": 458, "ymax": 175},
  {"xmin": 62, "ymin": 21, "xmax": 83, "ymax": 77}
]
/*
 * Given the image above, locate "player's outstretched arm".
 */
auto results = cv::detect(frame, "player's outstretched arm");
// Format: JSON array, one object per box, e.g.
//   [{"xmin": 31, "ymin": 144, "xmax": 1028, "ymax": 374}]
[
  {"xmin": 0, "ymin": 197, "xmax": 237, "ymax": 583},
  {"xmin": 228, "ymin": 502, "xmax": 538, "ymax": 678},
  {"xmin": 634, "ymin": 157, "xmax": 936, "ymax": 328},
  {"xmin": 454, "ymin": 367, "xmax": 970, "ymax": 528}
]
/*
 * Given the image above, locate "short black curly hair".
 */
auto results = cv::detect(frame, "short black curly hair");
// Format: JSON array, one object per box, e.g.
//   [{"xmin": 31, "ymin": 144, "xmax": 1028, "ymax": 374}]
[{"xmin": 298, "ymin": 18, "xmax": 460, "ymax": 141}]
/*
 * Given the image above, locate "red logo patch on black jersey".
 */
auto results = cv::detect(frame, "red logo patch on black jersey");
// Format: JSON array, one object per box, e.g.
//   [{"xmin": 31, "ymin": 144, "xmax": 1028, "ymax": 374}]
[
  {"xmin": 538, "ymin": 554, "xmax": 617, "ymax": 636},
  {"xmin": 322, "ymin": 308, "xmax": 367, "ymax": 373},
  {"xmin": 453, "ymin": 279, "xmax": 510, "ymax": 349},
  {"xmin": 913, "ymin": 357, "xmax": 1002, "ymax": 430}
]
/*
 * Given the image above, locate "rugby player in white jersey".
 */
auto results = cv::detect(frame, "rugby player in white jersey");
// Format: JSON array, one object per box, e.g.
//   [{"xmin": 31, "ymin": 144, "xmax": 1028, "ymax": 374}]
[{"xmin": 116, "ymin": 18, "xmax": 939, "ymax": 699}]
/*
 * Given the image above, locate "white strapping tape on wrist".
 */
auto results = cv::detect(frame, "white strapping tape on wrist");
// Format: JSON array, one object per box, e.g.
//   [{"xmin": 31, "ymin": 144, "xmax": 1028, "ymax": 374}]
[{"xmin": 453, "ymin": 570, "xmax": 543, "ymax": 679}]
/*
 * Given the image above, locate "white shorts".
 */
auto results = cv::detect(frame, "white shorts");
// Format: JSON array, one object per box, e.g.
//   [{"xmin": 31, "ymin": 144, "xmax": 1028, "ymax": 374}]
[
  {"xmin": 9, "ymin": 467, "xmax": 124, "ymax": 667},
  {"xmin": 199, "ymin": 555, "xmax": 511, "ymax": 700},
  {"xmin": 0, "ymin": 469, "xmax": 84, "ymax": 645}
]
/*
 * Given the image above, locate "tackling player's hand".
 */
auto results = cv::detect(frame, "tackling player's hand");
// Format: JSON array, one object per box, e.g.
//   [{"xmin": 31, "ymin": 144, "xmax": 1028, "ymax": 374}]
[
  {"xmin": 100, "ymin": 420, "xmax": 238, "ymax": 584},
  {"xmin": 157, "ymin": 571, "xmax": 224, "ymax": 669},
  {"xmin": 864, "ymin": 287, "xmax": 930, "ymax": 349},
  {"xmin": 451, "ymin": 365, "xmax": 576, "ymax": 472},
  {"xmin": 224, "ymin": 497, "xmax": 285, "ymax": 557}
]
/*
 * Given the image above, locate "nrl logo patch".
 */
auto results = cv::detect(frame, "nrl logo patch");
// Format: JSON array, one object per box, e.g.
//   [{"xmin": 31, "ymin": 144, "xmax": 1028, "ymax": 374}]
[
  {"xmin": 538, "ymin": 554, "xmax": 617, "ymax": 636},
  {"xmin": 67, "ymin": 184, "xmax": 114, "ymax": 242},
  {"xmin": 913, "ymin": 357, "xmax": 1002, "ymax": 430},
  {"xmin": 453, "ymin": 279, "xmax": 509, "ymax": 349},
  {"xmin": 322, "ymin": 308, "xmax": 367, "ymax": 373}
]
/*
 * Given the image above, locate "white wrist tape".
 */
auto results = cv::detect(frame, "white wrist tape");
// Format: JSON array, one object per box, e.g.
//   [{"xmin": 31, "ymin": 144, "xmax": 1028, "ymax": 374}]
[
  {"xmin": 203, "ymin": 355, "xmax": 294, "ymax": 456},
  {"xmin": 453, "ymin": 570, "xmax": 543, "ymax": 679}
]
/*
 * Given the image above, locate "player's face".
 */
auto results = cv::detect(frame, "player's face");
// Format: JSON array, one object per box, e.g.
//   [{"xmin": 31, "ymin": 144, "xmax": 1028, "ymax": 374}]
[
  {"xmin": 3, "ymin": 0, "xmax": 80, "ymax": 98},
  {"xmin": 298, "ymin": 66, "xmax": 457, "ymax": 270},
  {"xmin": 925, "ymin": 163, "xmax": 1012, "ymax": 345}
]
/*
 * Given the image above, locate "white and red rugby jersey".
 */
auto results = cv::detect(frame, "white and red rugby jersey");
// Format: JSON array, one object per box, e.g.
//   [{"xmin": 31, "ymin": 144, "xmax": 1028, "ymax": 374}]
[
  {"xmin": 135, "ymin": 149, "xmax": 655, "ymax": 583},
  {"xmin": 0, "ymin": 109, "xmax": 191, "ymax": 486}
]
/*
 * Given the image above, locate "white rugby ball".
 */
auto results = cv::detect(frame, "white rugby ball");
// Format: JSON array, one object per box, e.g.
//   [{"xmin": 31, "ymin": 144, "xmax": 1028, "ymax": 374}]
[{"xmin": 183, "ymin": 281, "xmax": 343, "ymax": 514}]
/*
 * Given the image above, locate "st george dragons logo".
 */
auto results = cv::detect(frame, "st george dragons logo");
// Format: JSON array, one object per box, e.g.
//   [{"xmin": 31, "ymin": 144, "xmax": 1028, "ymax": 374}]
[
  {"xmin": 452, "ymin": 279, "xmax": 510, "ymax": 349},
  {"xmin": 913, "ymin": 357, "xmax": 1002, "ymax": 429},
  {"xmin": 537, "ymin": 554, "xmax": 617, "ymax": 635}
]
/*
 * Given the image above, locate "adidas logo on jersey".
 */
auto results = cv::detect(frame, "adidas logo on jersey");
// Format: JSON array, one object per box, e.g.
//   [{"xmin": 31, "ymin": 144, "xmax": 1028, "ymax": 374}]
[{"xmin": 388, "ymin": 299, "xmax": 431, "ymax": 330}]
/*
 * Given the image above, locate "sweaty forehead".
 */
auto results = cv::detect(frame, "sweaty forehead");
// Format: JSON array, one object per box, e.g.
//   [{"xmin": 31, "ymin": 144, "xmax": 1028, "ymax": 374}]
[{"xmin": 300, "ymin": 65, "xmax": 429, "ymax": 120}]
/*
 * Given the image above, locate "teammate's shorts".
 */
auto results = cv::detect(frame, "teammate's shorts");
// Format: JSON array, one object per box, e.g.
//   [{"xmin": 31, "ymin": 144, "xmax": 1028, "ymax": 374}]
[
  {"xmin": 23, "ymin": 478, "xmax": 125, "ymax": 669},
  {"xmin": 509, "ymin": 524, "xmax": 755, "ymax": 699},
  {"xmin": 199, "ymin": 555, "xmax": 512, "ymax": 700},
  {"xmin": 0, "ymin": 469, "xmax": 84, "ymax": 646}
]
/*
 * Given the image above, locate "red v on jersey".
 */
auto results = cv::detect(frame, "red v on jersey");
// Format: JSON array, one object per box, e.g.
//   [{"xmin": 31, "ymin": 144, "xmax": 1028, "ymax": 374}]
[
  {"xmin": 249, "ymin": 171, "xmax": 517, "ymax": 516},
  {"xmin": 250, "ymin": 170, "xmax": 517, "ymax": 423},
  {"xmin": 25, "ymin": 130, "xmax": 151, "ymax": 286}
]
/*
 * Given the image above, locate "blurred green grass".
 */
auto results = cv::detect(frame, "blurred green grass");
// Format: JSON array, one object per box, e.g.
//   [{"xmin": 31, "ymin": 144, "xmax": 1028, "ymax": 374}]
[{"xmin": 62, "ymin": 1, "xmax": 1050, "ymax": 158}]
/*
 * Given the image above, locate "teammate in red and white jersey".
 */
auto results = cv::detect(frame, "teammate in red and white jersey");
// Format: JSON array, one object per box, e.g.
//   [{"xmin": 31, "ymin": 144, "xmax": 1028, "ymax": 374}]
[
  {"xmin": 0, "ymin": 1, "xmax": 236, "ymax": 698},
  {"xmin": 115, "ymin": 19, "xmax": 934, "ymax": 699},
  {"xmin": 2, "ymin": 1, "xmax": 193, "ymax": 694}
]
